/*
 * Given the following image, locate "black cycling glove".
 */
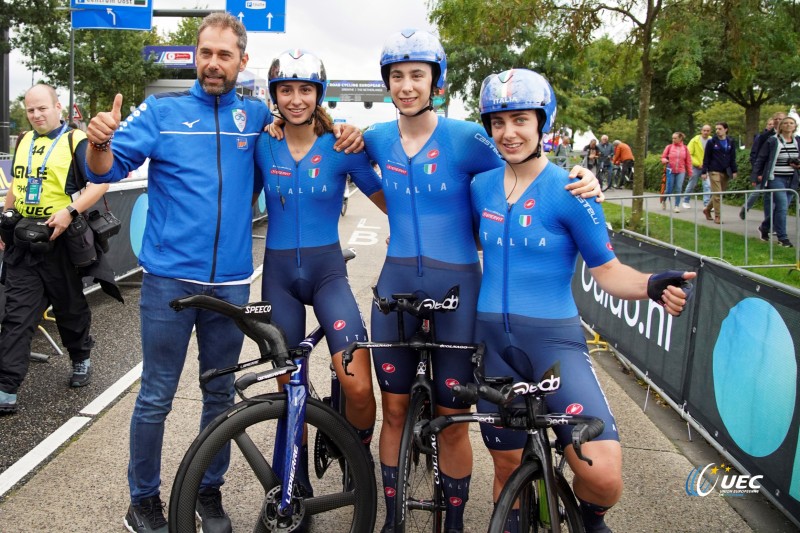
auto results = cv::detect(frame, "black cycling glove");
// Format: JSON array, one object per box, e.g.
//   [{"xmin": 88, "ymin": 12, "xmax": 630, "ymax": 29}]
[{"xmin": 647, "ymin": 270, "xmax": 693, "ymax": 305}]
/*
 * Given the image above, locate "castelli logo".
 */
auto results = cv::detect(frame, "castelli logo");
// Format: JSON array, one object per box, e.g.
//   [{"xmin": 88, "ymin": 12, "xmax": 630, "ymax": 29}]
[
  {"xmin": 566, "ymin": 403, "xmax": 584, "ymax": 415},
  {"xmin": 606, "ymin": 242, "xmax": 614, "ymax": 251},
  {"xmin": 382, "ymin": 363, "xmax": 396, "ymax": 373},
  {"xmin": 524, "ymin": 199, "xmax": 535, "ymax": 209},
  {"xmin": 427, "ymin": 149, "xmax": 440, "ymax": 159},
  {"xmin": 449, "ymin": 497, "xmax": 463, "ymax": 506},
  {"xmin": 445, "ymin": 378, "xmax": 459, "ymax": 388},
  {"xmin": 385, "ymin": 487, "xmax": 396, "ymax": 497},
  {"xmin": 311, "ymin": 155, "xmax": 322, "ymax": 164},
  {"xmin": 333, "ymin": 320, "xmax": 346, "ymax": 331}
]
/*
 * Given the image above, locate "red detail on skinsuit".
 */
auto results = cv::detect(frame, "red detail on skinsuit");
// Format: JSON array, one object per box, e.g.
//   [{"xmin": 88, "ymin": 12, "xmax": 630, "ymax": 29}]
[
  {"xmin": 270, "ymin": 168, "xmax": 291, "ymax": 176},
  {"xmin": 382, "ymin": 363, "xmax": 396, "ymax": 373},
  {"xmin": 385, "ymin": 487, "xmax": 396, "ymax": 497},
  {"xmin": 566, "ymin": 403, "xmax": 584, "ymax": 415},
  {"xmin": 606, "ymin": 242, "xmax": 614, "ymax": 251},
  {"xmin": 445, "ymin": 378, "xmax": 459, "ymax": 388},
  {"xmin": 311, "ymin": 155, "xmax": 322, "ymax": 163},
  {"xmin": 524, "ymin": 199, "xmax": 535, "ymax": 209},
  {"xmin": 387, "ymin": 164, "xmax": 408, "ymax": 175},
  {"xmin": 427, "ymin": 149, "xmax": 440, "ymax": 159},
  {"xmin": 482, "ymin": 211, "xmax": 505, "ymax": 223},
  {"xmin": 333, "ymin": 320, "xmax": 346, "ymax": 330},
  {"xmin": 449, "ymin": 497, "xmax": 463, "ymax": 506}
]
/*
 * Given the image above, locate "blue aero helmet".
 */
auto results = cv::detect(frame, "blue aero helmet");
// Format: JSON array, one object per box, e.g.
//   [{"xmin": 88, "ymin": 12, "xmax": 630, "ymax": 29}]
[
  {"xmin": 479, "ymin": 69, "xmax": 557, "ymax": 136},
  {"xmin": 268, "ymin": 49, "xmax": 328, "ymax": 106},
  {"xmin": 379, "ymin": 29, "xmax": 447, "ymax": 91}
]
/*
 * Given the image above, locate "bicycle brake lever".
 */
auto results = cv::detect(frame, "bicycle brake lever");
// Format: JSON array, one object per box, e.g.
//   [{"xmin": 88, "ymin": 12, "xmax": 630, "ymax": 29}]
[
  {"xmin": 341, "ymin": 342, "xmax": 357, "ymax": 376},
  {"xmin": 200, "ymin": 368, "xmax": 218, "ymax": 384}
]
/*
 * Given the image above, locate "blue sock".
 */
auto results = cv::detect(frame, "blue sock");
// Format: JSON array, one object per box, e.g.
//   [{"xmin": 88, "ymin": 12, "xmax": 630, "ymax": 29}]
[
  {"xmin": 579, "ymin": 499, "xmax": 612, "ymax": 532},
  {"xmin": 355, "ymin": 425, "xmax": 374, "ymax": 450},
  {"xmin": 441, "ymin": 473, "xmax": 470, "ymax": 531},
  {"xmin": 504, "ymin": 508, "xmax": 520, "ymax": 533},
  {"xmin": 381, "ymin": 463, "xmax": 398, "ymax": 527}
]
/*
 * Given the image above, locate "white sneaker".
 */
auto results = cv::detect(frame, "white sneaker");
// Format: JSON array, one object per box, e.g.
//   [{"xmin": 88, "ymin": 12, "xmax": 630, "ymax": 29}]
[
  {"xmin": 681, "ymin": 202, "xmax": 691, "ymax": 209},
  {"xmin": 673, "ymin": 206, "xmax": 681, "ymax": 213}
]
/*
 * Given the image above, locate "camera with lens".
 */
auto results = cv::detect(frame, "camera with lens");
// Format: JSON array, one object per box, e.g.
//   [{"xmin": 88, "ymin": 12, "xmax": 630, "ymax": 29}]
[
  {"xmin": 0, "ymin": 209, "xmax": 22, "ymax": 246},
  {"xmin": 86, "ymin": 209, "xmax": 121, "ymax": 253}
]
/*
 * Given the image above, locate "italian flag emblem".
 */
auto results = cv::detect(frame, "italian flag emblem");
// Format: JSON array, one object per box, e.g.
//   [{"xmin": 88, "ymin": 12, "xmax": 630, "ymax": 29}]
[
  {"xmin": 423, "ymin": 163, "xmax": 437, "ymax": 174},
  {"xmin": 308, "ymin": 168, "xmax": 320, "ymax": 178},
  {"xmin": 519, "ymin": 215, "xmax": 532, "ymax": 227}
]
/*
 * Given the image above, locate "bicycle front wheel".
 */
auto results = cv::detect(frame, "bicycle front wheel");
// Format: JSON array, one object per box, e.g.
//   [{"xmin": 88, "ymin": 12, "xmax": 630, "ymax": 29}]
[
  {"xmin": 600, "ymin": 168, "xmax": 611, "ymax": 192},
  {"xmin": 169, "ymin": 394, "xmax": 376, "ymax": 533},
  {"xmin": 395, "ymin": 389, "xmax": 443, "ymax": 533},
  {"xmin": 489, "ymin": 462, "xmax": 584, "ymax": 533}
]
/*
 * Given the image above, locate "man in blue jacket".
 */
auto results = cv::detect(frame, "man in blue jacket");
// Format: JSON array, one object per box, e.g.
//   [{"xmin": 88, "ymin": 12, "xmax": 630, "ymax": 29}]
[{"xmin": 86, "ymin": 13, "xmax": 359, "ymax": 533}]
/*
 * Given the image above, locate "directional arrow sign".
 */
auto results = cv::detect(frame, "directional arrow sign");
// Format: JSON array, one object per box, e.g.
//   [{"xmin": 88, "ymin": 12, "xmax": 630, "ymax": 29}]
[
  {"xmin": 71, "ymin": 0, "xmax": 153, "ymax": 31},
  {"xmin": 226, "ymin": 0, "xmax": 286, "ymax": 33}
]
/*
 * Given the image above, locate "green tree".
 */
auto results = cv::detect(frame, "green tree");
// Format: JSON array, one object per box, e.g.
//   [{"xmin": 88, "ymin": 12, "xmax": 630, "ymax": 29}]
[
  {"xmin": 13, "ymin": 11, "xmax": 163, "ymax": 117},
  {"xmin": 9, "ymin": 96, "xmax": 25, "ymax": 136},
  {"xmin": 658, "ymin": 0, "xmax": 800, "ymax": 146}
]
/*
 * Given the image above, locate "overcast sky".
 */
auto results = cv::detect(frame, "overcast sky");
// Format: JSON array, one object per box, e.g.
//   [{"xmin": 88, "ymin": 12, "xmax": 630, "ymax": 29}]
[{"xmin": 10, "ymin": 0, "xmax": 468, "ymax": 127}]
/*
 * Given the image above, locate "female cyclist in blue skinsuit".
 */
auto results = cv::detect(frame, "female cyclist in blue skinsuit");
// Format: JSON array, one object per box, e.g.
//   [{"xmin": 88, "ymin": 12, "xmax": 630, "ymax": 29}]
[
  {"xmin": 364, "ymin": 30, "xmax": 604, "ymax": 533},
  {"xmin": 254, "ymin": 50, "xmax": 386, "ymax": 513},
  {"xmin": 471, "ymin": 68, "xmax": 695, "ymax": 533}
]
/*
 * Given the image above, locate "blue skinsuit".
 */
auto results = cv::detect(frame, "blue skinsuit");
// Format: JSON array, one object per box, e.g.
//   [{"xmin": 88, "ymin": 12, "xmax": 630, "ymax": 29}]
[
  {"xmin": 364, "ymin": 116, "xmax": 503, "ymax": 407},
  {"xmin": 255, "ymin": 132, "xmax": 382, "ymax": 351},
  {"xmin": 470, "ymin": 162, "xmax": 619, "ymax": 448}
]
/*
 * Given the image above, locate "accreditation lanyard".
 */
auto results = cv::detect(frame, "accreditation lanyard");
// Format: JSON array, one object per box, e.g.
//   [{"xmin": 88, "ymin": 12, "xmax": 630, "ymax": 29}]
[{"xmin": 25, "ymin": 122, "xmax": 68, "ymax": 205}]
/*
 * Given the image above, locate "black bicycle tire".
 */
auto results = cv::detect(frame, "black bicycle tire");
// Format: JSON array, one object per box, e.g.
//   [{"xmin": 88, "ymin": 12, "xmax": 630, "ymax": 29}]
[
  {"xmin": 600, "ymin": 168, "xmax": 611, "ymax": 192},
  {"xmin": 489, "ymin": 462, "xmax": 584, "ymax": 533},
  {"xmin": 169, "ymin": 394, "xmax": 376, "ymax": 533},
  {"xmin": 394, "ymin": 389, "xmax": 443, "ymax": 533}
]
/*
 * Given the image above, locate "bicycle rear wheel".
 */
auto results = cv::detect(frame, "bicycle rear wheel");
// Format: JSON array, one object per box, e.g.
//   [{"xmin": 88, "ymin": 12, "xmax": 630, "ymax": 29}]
[
  {"xmin": 169, "ymin": 394, "xmax": 376, "ymax": 533},
  {"xmin": 489, "ymin": 462, "xmax": 583, "ymax": 532},
  {"xmin": 395, "ymin": 388, "xmax": 443, "ymax": 533}
]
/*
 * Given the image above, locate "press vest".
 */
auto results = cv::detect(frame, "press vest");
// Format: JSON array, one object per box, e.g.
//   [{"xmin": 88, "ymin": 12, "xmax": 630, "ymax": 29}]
[{"xmin": 12, "ymin": 127, "xmax": 82, "ymax": 218}]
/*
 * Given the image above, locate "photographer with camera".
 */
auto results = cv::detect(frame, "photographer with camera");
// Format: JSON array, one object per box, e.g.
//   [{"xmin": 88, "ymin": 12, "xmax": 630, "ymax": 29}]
[
  {"xmin": 753, "ymin": 114, "xmax": 800, "ymax": 248},
  {"xmin": 0, "ymin": 84, "xmax": 111, "ymax": 414}
]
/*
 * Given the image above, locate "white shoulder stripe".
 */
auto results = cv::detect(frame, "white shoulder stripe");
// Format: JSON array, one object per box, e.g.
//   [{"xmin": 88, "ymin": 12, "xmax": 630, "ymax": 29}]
[{"xmin": 160, "ymin": 131, "xmax": 261, "ymax": 137}]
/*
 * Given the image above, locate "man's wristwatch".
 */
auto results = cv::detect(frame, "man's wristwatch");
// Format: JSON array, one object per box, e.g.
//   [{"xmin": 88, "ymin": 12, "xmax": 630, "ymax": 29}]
[{"xmin": 66, "ymin": 205, "xmax": 79, "ymax": 219}]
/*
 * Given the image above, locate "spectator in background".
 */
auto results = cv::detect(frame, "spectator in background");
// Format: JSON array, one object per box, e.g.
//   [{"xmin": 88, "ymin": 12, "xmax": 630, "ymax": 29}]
[
  {"xmin": 612, "ymin": 139, "xmax": 635, "ymax": 185},
  {"xmin": 660, "ymin": 132, "xmax": 692, "ymax": 212},
  {"xmin": 753, "ymin": 115, "xmax": 799, "ymax": 248},
  {"xmin": 597, "ymin": 134, "xmax": 615, "ymax": 176},
  {"xmin": 741, "ymin": 112, "xmax": 786, "ymax": 219},
  {"xmin": 555, "ymin": 135, "xmax": 571, "ymax": 168},
  {"xmin": 702, "ymin": 122, "xmax": 738, "ymax": 224},
  {"xmin": 582, "ymin": 138, "xmax": 600, "ymax": 172},
  {"xmin": 681, "ymin": 124, "xmax": 712, "ymax": 209}
]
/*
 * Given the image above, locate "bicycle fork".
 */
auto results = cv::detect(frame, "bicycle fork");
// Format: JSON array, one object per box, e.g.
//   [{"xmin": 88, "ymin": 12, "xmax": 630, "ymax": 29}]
[
  {"xmin": 529, "ymin": 432, "xmax": 562, "ymax": 529},
  {"xmin": 273, "ymin": 355, "xmax": 309, "ymax": 518}
]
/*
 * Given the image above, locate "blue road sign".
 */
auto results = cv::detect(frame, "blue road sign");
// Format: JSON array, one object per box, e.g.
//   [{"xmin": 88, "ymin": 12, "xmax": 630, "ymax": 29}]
[
  {"xmin": 226, "ymin": 0, "xmax": 286, "ymax": 33},
  {"xmin": 71, "ymin": 0, "xmax": 153, "ymax": 31}
]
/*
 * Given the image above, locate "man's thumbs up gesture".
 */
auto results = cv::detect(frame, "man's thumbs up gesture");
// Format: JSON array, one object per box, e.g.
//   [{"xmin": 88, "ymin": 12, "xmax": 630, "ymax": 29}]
[{"xmin": 87, "ymin": 93, "xmax": 123, "ymax": 148}]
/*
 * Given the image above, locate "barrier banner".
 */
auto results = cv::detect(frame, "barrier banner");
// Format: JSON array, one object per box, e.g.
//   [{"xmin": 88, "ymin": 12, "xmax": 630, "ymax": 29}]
[
  {"xmin": 685, "ymin": 260, "xmax": 800, "ymax": 520},
  {"xmin": 573, "ymin": 230, "xmax": 800, "ymax": 525},
  {"xmin": 572, "ymin": 231, "xmax": 700, "ymax": 400}
]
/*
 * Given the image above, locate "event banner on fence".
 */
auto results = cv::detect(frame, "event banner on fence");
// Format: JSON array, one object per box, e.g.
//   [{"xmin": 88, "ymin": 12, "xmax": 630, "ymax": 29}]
[
  {"xmin": 686, "ymin": 260, "xmax": 800, "ymax": 521},
  {"xmin": 573, "ymin": 230, "xmax": 800, "ymax": 524},
  {"xmin": 571, "ymin": 231, "xmax": 700, "ymax": 400}
]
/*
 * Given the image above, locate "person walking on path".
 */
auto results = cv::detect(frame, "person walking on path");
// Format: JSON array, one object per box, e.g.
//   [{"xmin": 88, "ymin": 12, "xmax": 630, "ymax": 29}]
[
  {"xmin": 753, "ymin": 115, "xmax": 800, "ymax": 248},
  {"xmin": 742, "ymin": 112, "xmax": 786, "ymax": 219},
  {"xmin": 681, "ymin": 124, "xmax": 712, "ymax": 209},
  {"xmin": 660, "ymin": 132, "xmax": 692, "ymax": 212},
  {"xmin": 702, "ymin": 122, "xmax": 738, "ymax": 224}
]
